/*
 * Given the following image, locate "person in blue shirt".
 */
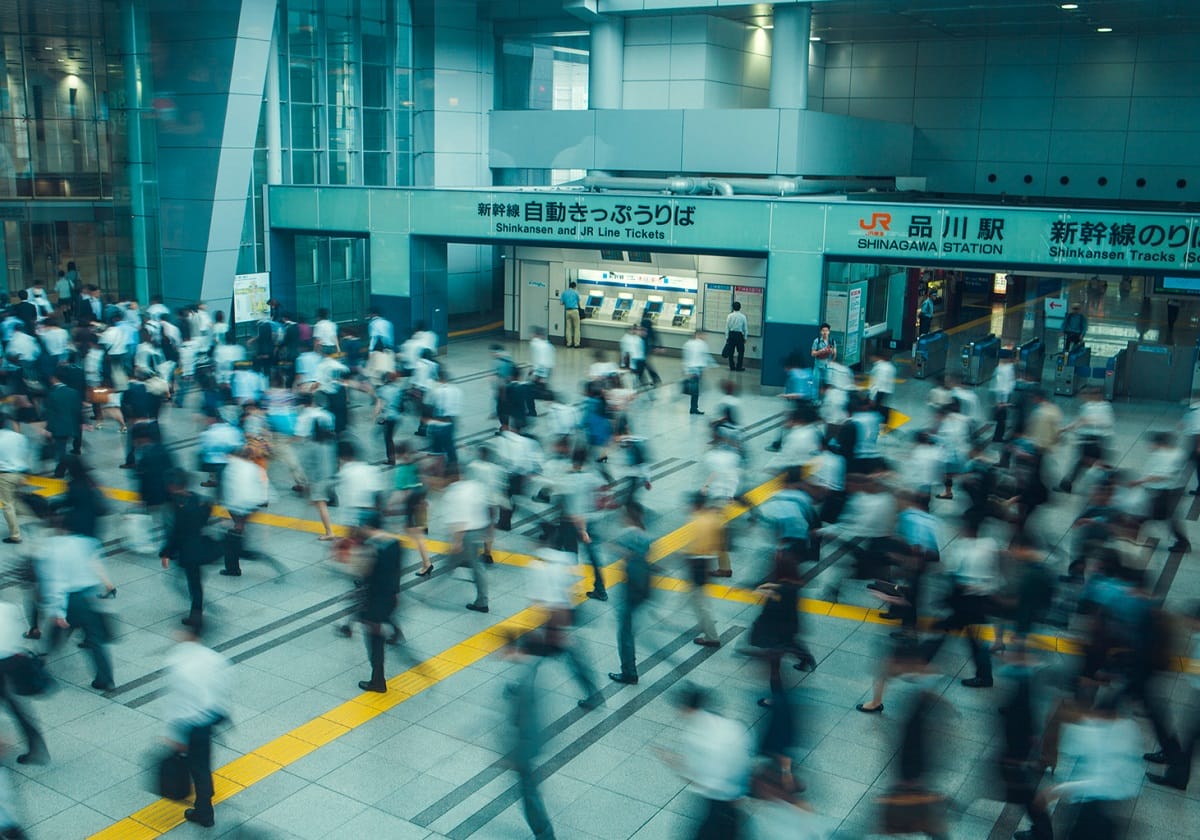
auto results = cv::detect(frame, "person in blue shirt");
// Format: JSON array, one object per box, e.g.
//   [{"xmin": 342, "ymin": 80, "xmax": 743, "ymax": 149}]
[
  {"xmin": 918, "ymin": 291, "xmax": 935, "ymax": 336},
  {"xmin": 561, "ymin": 282, "xmax": 581, "ymax": 348}
]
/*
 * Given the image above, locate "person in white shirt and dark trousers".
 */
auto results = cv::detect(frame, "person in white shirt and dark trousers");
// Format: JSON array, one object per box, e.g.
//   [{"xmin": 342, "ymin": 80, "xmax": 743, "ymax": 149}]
[
  {"xmin": 724, "ymin": 302, "xmax": 748, "ymax": 371},
  {"xmin": 660, "ymin": 684, "xmax": 751, "ymax": 840},
  {"xmin": 164, "ymin": 629, "xmax": 230, "ymax": 828},
  {"xmin": 682, "ymin": 331, "xmax": 712, "ymax": 415},
  {"xmin": 442, "ymin": 468, "xmax": 492, "ymax": 613},
  {"xmin": 1130, "ymin": 431, "xmax": 1190, "ymax": 553},
  {"xmin": 38, "ymin": 526, "xmax": 116, "ymax": 690},
  {"xmin": 0, "ymin": 419, "xmax": 29, "ymax": 544},
  {"xmin": 868, "ymin": 350, "xmax": 896, "ymax": 425}
]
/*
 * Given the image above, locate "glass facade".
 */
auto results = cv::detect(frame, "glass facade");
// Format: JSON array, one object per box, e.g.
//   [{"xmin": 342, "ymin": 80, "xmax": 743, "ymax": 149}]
[
  {"xmin": 497, "ymin": 35, "xmax": 588, "ymax": 112},
  {"xmin": 239, "ymin": 0, "xmax": 414, "ymax": 300},
  {"xmin": 0, "ymin": 0, "xmax": 131, "ymax": 298}
]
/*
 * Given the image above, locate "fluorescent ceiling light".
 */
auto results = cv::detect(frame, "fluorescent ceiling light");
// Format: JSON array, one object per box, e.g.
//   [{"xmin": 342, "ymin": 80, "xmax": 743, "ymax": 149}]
[
  {"xmin": 1060, "ymin": 3, "xmax": 1079, "ymax": 9},
  {"xmin": 810, "ymin": 35, "xmax": 821, "ymax": 41},
  {"xmin": 1097, "ymin": 26, "xmax": 1113, "ymax": 32}
]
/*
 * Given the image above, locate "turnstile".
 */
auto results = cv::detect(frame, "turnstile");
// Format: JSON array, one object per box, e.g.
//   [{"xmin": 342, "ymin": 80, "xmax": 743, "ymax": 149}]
[
  {"xmin": 1017, "ymin": 339, "xmax": 1046, "ymax": 383},
  {"xmin": 1104, "ymin": 349, "xmax": 1127, "ymax": 401},
  {"xmin": 913, "ymin": 330, "xmax": 949, "ymax": 380},
  {"xmin": 961, "ymin": 333, "xmax": 1001, "ymax": 385},
  {"xmin": 1053, "ymin": 346, "xmax": 1091, "ymax": 396},
  {"xmin": 1127, "ymin": 342, "xmax": 1194, "ymax": 401}
]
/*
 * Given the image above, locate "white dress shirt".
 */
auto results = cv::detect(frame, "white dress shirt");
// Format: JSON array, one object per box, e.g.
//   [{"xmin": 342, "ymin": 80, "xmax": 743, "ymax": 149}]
[
  {"xmin": 338, "ymin": 461, "xmax": 384, "ymax": 510},
  {"xmin": 529, "ymin": 337, "xmax": 555, "ymax": 378},
  {"xmin": 528, "ymin": 548, "xmax": 575, "ymax": 610},
  {"xmin": 945, "ymin": 536, "xmax": 1001, "ymax": 595},
  {"xmin": 367, "ymin": 316, "xmax": 394, "ymax": 350},
  {"xmin": 678, "ymin": 709, "xmax": 752, "ymax": 801},
  {"xmin": 725, "ymin": 310, "xmax": 748, "ymax": 334},
  {"xmin": 164, "ymin": 641, "xmax": 231, "ymax": 739},
  {"xmin": 1055, "ymin": 716, "xmax": 1143, "ymax": 803},
  {"xmin": 619, "ymin": 331, "xmax": 645, "ymax": 365},
  {"xmin": 38, "ymin": 326, "xmax": 69, "ymax": 358},
  {"xmin": 222, "ymin": 455, "xmax": 268, "ymax": 514},
  {"xmin": 0, "ymin": 430, "xmax": 29, "ymax": 474},
  {"xmin": 869, "ymin": 359, "xmax": 896, "ymax": 397},
  {"xmin": 37, "ymin": 534, "xmax": 105, "ymax": 620},
  {"xmin": 313, "ymin": 319, "xmax": 338, "ymax": 348},
  {"xmin": 442, "ymin": 478, "xmax": 492, "ymax": 532},
  {"xmin": 682, "ymin": 337, "xmax": 712, "ymax": 374}
]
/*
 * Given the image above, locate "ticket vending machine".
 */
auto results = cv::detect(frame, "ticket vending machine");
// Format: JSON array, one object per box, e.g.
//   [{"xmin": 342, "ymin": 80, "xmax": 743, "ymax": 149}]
[
  {"xmin": 673, "ymin": 298, "xmax": 694, "ymax": 328},
  {"xmin": 584, "ymin": 291, "xmax": 604, "ymax": 319},
  {"xmin": 612, "ymin": 293, "xmax": 634, "ymax": 321},
  {"xmin": 644, "ymin": 295, "xmax": 664, "ymax": 324}
]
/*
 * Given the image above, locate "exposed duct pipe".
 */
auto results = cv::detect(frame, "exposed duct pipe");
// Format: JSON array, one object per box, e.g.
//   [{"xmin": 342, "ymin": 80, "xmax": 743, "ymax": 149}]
[{"xmin": 579, "ymin": 174, "xmax": 895, "ymax": 196}]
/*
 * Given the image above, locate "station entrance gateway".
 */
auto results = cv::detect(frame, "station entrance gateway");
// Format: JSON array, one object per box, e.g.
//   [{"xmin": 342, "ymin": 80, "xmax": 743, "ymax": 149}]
[{"xmin": 265, "ymin": 185, "xmax": 1200, "ymax": 387}]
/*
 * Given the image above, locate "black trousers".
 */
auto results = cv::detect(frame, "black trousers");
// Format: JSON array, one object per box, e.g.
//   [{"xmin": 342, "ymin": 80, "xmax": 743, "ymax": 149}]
[
  {"xmin": 727, "ymin": 333, "xmax": 745, "ymax": 370},
  {"xmin": 696, "ymin": 798, "xmax": 741, "ymax": 840},
  {"xmin": 363, "ymin": 621, "xmax": 386, "ymax": 687},
  {"xmin": 186, "ymin": 721, "xmax": 216, "ymax": 820},
  {"xmin": 182, "ymin": 560, "xmax": 204, "ymax": 617},
  {"xmin": 381, "ymin": 419, "xmax": 397, "ymax": 464},
  {"xmin": 0, "ymin": 658, "xmax": 47, "ymax": 760}
]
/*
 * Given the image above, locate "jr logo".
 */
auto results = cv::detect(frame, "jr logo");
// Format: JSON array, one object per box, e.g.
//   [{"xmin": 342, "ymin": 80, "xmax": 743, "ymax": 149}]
[{"xmin": 859, "ymin": 212, "xmax": 892, "ymax": 233}]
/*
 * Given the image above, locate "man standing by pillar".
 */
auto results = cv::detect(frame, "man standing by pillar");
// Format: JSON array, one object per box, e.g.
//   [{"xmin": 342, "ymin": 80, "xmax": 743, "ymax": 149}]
[
  {"xmin": 561, "ymin": 282, "xmax": 581, "ymax": 349},
  {"xmin": 918, "ymin": 290, "xmax": 935, "ymax": 337}
]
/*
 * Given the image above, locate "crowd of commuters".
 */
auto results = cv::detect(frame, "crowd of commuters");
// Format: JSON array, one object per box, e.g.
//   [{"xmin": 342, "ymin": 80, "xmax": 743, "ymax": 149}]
[{"xmin": 0, "ymin": 281, "xmax": 1194, "ymax": 840}]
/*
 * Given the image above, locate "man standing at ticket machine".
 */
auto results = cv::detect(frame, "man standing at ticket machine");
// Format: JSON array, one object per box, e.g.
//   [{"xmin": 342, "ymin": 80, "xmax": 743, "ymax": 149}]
[
  {"xmin": 724, "ymin": 302, "xmax": 748, "ymax": 372},
  {"xmin": 1061, "ymin": 304, "xmax": 1087, "ymax": 353},
  {"xmin": 562, "ymin": 282, "xmax": 581, "ymax": 349}
]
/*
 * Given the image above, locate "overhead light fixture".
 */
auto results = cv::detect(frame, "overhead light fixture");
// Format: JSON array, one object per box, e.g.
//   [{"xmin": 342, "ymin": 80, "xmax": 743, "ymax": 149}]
[
  {"xmin": 1097, "ymin": 26, "xmax": 1113, "ymax": 32},
  {"xmin": 1060, "ymin": 3, "xmax": 1079, "ymax": 9},
  {"xmin": 762, "ymin": 24, "xmax": 774, "ymax": 30},
  {"xmin": 810, "ymin": 35, "xmax": 821, "ymax": 41}
]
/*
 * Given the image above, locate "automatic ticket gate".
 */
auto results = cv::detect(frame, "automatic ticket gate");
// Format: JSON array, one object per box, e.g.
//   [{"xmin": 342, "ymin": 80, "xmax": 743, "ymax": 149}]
[
  {"xmin": 961, "ymin": 333, "xmax": 1000, "ymax": 386},
  {"xmin": 1053, "ymin": 345, "xmax": 1092, "ymax": 396},
  {"xmin": 1017, "ymin": 339, "xmax": 1046, "ymax": 383},
  {"xmin": 913, "ymin": 330, "xmax": 948, "ymax": 380},
  {"xmin": 1104, "ymin": 348, "xmax": 1127, "ymax": 401},
  {"xmin": 1126, "ymin": 342, "xmax": 1194, "ymax": 401}
]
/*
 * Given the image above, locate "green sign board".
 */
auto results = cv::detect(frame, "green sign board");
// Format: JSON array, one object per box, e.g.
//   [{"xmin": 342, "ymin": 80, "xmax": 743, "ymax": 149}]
[{"xmin": 822, "ymin": 204, "xmax": 1200, "ymax": 271}]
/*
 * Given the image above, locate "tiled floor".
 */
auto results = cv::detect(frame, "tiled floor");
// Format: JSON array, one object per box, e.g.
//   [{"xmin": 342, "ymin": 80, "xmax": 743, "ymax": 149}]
[{"xmin": 1, "ymin": 326, "xmax": 1198, "ymax": 840}]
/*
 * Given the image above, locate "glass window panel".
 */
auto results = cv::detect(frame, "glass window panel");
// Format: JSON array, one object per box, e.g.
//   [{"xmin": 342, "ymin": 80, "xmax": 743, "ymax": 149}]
[
  {"xmin": 363, "ymin": 152, "xmax": 387, "ymax": 186},
  {"xmin": 328, "ymin": 149, "xmax": 354, "ymax": 185},
  {"xmin": 362, "ymin": 27, "xmax": 387, "ymax": 64},
  {"xmin": 287, "ymin": 10, "xmax": 319, "ymax": 58},
  {"xmin": 395, "ymin": 152, "xmax": 411, "ymax": 187},
  {"xmin": 291, "ymin": 150, "xmax": 318, "ymax": 184},
  {"xmin": 289, "ymin": 60, "xmax": 318, "ymax": 103},
  {"xmin": 328, "ymin": 105, "xmax": 355, "ymax": 149},
  {"xmin": 362, "ymin": 108, "xmax": 386, "ymax": 150},
  {"xmin": 362, "ymin": 64, "xmax": 386, "ymax": 108},
  {"xmin": 290, "ymin": 104, "xmax": 318, "ymax": 148}
]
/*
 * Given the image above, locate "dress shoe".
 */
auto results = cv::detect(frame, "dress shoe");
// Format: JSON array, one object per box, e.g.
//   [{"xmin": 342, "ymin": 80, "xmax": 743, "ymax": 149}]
[
  {"xmin": 2, "ymin": 537, "xmax": 21, "ymax": 545},
  {"xmin": 694, "ymin": 636, "xmax": 720, "ymax": 648},
  {"xmin": 578, "ymin": 695, "xmax": 603, "ymax": 711},
  {"xmin": 689, "ymin": 409, "xmax": 704, "ymax": 415},
  {"xmin": 609, "ymin": 672, "xmax": 638, "ymax": 685},
  {"xmin": 585, "ymin": 590, "xmax": 608, "ymax": 602},
  {"xmin": 358, "ymin": 680, "xmax": 386, "ymax": 693},
  {"xmin": 415, "ymin": 565, "xmax": 434, "ymax": 578},
  {"xmin": 710, "ymin": 570, "xmax": 732, "ymax": 578},
  {"xmin": 466, "ymin": 603, "xmax": 489, "ymax": 613},
  {"xmin": 184, "ymin": 808, "xmax": 215, "ymax": 828},
  {"xmin": 1144, "ymin": 750, "xmax": 1170, "ymax": 764},
  {"xmin": 482, "ymin": 553, "xmax": 494, "ymax": 565},
  {"xmin": 1146, "ymin": 771, "xmax": 1188, "ymax": 791},
  {"xmin": 855, "ymin": 703, "xmax": 884, "ymax": 714},
  {"xmin": 219, "ymin": 569, "xmax": 241, "ymax": 576},
  {"xmin": 91, "ymin": 679, "xmax": 114, "ymax": 692},
  {"xmin": 15, "ymin": 749, "xmax": 48, "ymax": 765},
  {"xmin": 22, "ymin": 627, "xmax": 40, "ymax": 641},
  {"xmin": 961, "ymin": 676, "xmax": 994, "ymax": 688}
]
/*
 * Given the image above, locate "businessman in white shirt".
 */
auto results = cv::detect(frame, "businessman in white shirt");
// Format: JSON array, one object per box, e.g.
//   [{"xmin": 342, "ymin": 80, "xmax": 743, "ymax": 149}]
[{"xmin": 724, "ymin": 302, "xmax": 748, "ymax": 371}]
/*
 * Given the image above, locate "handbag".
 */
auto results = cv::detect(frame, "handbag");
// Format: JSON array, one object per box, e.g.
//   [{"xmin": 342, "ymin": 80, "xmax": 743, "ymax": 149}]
[
  {"xmin": 157, "ymin": 750, "xmax": 192, "ymax": 800},
  {"xmin": 9, "ymin": 654, "xmax": 54, "ymax": 696}
]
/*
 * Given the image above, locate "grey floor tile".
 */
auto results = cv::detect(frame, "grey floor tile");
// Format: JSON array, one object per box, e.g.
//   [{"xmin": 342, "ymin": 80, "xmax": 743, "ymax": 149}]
[{"xmin": 257, "ymin": 784, "xmax": 369, "ymax": 840}]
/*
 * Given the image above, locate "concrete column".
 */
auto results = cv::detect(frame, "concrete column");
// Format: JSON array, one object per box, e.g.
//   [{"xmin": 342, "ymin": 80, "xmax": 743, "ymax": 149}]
[
  {"xmin": 265, "ymin": 20, "xmax": 283, "ymax": 185},
  {"xmin": 769, "ymin": 3, "xmax": 811, "ymax": 110},
  {"xmin": 589, "ymin": 15, "xmax": 624, "ymax": 109}
]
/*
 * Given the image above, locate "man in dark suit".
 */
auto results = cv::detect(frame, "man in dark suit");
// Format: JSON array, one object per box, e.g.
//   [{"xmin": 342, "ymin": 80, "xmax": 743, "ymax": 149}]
[
  {"xmin": 12, "ymin": 291, "xmax": 36, "ymax": 332},
  {"xmin": 77, "ymin": 285, "xmax": 104, "ymax": 325},
  {"xmin": 43, "ymin": 372, "xmax": 82, "ymax": 478},
  {"xmin": 120, "ymin": 372, "xmax": 163, "ymax": 469},
  {"xmin": 160, "ymin": 470, "xmax": 215, "ymax": 628},
  {"xmin": 356, "ymin": 512, "xmax": 401, "ymax": 693}
]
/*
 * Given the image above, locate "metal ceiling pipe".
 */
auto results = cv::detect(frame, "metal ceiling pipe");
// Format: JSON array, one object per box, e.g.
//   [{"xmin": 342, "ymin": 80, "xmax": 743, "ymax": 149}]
[{"xmin": 579, "ymin": 174, "xmax": 894, "ymax": 196}]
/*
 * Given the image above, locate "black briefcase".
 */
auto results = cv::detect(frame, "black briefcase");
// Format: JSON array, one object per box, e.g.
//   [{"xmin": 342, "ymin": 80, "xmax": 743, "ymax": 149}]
[{"xmin": 157, "ymin": 751, "xmax": 192, "ymax": 800}]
